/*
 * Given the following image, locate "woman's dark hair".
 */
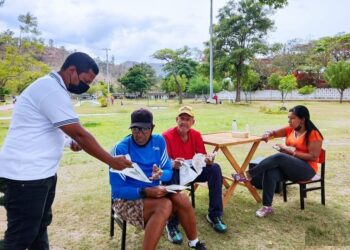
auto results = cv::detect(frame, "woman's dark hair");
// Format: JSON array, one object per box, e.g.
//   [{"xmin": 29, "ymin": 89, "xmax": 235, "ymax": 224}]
[
  {"xmin": 289, "ymin": 105, "xmax": 323, "ymax": 145},
  {"xmin": 61, "ymin": 52, "xmax": 99, "ymax": 75}
]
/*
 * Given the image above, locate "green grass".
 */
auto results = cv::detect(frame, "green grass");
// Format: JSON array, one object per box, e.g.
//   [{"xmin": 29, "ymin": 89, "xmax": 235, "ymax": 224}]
[{"xmin": 1, "ymin": 99, "xmax": 350, "ymax": 249}]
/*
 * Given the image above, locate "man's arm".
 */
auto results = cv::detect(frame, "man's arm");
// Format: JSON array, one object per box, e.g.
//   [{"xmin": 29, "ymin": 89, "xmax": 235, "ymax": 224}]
[{"xmin": 60, "ymin": 123, "xmax": 132, "ymax": 170}]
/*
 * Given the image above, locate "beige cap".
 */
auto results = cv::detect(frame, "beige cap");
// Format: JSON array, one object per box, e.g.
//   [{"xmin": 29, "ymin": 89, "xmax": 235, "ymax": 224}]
[{"xmin": 178, "ymin": 106, "xmax": 194, "ymax": 117}]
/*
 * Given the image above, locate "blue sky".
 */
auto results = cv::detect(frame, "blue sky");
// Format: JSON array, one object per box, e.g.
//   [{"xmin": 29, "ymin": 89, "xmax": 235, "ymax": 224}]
[{"xmin": 0, "ymin": 0, "xmax": 349, "ymax": 63}]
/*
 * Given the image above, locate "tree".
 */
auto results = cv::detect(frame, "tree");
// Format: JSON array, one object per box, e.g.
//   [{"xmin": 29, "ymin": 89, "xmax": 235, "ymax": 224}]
[
  {"xmin": 0, "ymin": 30, "xmax": 50, "ymax": 95},
  {"xmin": 314, "ymin": 33, "xmax": 350, "ymax": 63},
  {"xmin": 161, "ymin": 75, "xmax": 187, "ymax": 95},
  {"xmin": 153, "ymin": 47, "xmax": 197, "ymax": 104},
  {"xmin": 0, "ymin": 0, "xmax": 4, "ymax": 7},
  {"xmin": 241, "ymin": 68, "xmax": 260, "ymax": 102},
  {"xmin": 258, "ymin": 0, "xmax": 288, "ymax": 8},
  {"xmin": 278, "ymin": 74, "xmax": 297, "ymax": 104},
  {"xmin": 213, "ymin": 0, "xmax": 275, "ymax": 102},
  {"xmin": 187, "ymin": 75, "xmax": 221, "ymax": 95},
  {"xmin": 268, "ymin": 73, "xmax": 297, "ymax": 104},
  {"xmin": 324, "ymin": 61, "xmax": 350, "ymax": 103},
  {"xmin": 118, "ymin": 63, "xmax": 156, "ymax": 97}
]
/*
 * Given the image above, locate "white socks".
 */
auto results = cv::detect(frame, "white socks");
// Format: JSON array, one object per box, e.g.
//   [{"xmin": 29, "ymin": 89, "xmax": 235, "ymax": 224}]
[{"xmin": 188, "ymin": 238, "xmax": 199, "ymax": 247}]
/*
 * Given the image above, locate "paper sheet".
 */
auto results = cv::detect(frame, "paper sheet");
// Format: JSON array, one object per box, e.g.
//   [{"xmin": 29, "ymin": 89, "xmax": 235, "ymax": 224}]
[{"xmin": 110, "ymin": 154, "xmax": 152, "ymax": 183}]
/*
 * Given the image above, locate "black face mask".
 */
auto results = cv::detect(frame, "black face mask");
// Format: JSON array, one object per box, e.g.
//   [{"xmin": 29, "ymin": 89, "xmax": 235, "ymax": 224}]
[
  {"xmin": 67, "ymin": 72, "xmax": 90, "ymax": 94},
  {"xmin": 67, "ymin": 81, "xmax": 90, "ymax": 94}
]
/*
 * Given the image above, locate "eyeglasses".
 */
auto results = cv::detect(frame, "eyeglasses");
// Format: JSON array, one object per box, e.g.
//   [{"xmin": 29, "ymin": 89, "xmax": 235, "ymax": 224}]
[{"xmin": 131, "ymin": 127, "xmax": 151, "ymax": 134}]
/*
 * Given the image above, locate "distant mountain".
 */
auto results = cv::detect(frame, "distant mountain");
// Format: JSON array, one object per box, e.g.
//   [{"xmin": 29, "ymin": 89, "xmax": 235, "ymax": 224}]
[{"xmin": 40, "ymin": 47, "xmax": 166, "ymax": 80}]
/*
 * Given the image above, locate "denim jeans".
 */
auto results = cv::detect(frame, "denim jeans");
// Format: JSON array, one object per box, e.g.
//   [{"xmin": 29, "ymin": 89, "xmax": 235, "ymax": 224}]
[{"xmin": 3, "ymin": 175, "xmax": 57, "ymax": 250}]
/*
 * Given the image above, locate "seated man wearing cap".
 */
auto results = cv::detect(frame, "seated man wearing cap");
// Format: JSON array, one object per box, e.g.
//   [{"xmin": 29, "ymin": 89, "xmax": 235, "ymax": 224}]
[
  {"xmin": 109, "ymin": 108, "xmax": 206, "ymax": 250},
  {"xmin": 163, "ymin": 106, "xmax": 227, "ymax": 244}
]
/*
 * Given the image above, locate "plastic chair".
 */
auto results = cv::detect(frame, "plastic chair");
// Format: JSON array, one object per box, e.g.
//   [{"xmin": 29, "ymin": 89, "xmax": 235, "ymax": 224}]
[
  {"xmin": 110, "ymin": 198, "xmax": 127, "ymax": 250},
  {"xmin": 282, "ymin": 149, "xmax": 326, "ymax": 210}
]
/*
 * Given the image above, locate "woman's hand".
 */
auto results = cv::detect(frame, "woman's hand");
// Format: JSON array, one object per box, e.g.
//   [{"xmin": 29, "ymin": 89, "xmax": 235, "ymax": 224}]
[
  {"xmin": 278, "ymin": 144, "xmax": 295, "ymax": 155},
  {"xmin": 262, "ymin": 131, "xmax": 273, "ymax": 142}
]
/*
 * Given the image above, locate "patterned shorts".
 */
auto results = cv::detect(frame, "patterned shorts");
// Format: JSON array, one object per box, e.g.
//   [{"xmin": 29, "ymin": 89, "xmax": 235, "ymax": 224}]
[{"xmin": 113, "ymin": 199, "xmax": 144, "ymax": 229}]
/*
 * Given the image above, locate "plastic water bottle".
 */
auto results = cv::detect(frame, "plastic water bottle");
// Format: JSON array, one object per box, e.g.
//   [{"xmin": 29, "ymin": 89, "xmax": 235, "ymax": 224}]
[{"xmin": 231, "ymin": 120, "xmax": 238, "ymax": 133}]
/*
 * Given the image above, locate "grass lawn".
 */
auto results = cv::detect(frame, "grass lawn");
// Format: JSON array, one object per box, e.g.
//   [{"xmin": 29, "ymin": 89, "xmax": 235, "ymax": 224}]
[{"xmin": 1, "ymin": 99, "xmax": 350, "ymax": 249}]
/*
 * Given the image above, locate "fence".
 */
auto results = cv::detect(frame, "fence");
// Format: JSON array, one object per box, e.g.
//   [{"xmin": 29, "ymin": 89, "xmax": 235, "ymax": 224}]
[{"xmin": 217, "ymin": 88, "xmax": 350, "ymax": 101}]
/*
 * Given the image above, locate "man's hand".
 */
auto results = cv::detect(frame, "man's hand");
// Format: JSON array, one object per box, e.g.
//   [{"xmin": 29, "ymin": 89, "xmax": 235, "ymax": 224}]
[
  {"xmin": 145, "ymin": 186, "xmax": 168, "ymax": 198},
  {"xmin": 70, "ymin": 141, "xmax": 82, "ymax": 152},
  {"xmin": 150, "ymin": 164, "xmax": 163, "ymax": 180},
  {"xmin": 205, "ymin": 153, "xmax": 216, "ymax": 165},
  {"xmin": 172, "ymin": 158, "xmax": 185, "ymax": 169},
  {"xmin": 109, "ymin": 155, "xmax": 132, "ymax": 170}
]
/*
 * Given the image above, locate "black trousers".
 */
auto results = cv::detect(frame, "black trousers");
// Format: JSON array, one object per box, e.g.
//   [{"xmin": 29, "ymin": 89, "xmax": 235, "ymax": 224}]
[
  {"xmin": 3, "ymin": 175, "xmax": 57, "ymax": 250},
  {"xmin": 248, "ymin": 153, "xmax": 315, "ymax": 206},
  {"xmin": 165, "ymin": 163, "xmax": 223, "ymax": 227}
]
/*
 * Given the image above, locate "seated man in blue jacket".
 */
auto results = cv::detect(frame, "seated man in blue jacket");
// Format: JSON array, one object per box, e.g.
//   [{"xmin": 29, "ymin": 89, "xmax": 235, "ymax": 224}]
[{"xmin": 109, "ymin": 108, "xmax": 206, "ymax": 250}]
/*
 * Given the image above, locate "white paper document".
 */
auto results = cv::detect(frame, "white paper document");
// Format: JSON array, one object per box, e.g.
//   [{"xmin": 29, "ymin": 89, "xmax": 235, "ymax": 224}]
[
  {"xmin": 179, "ymin": 154, "xmax": 206, "ymax": 186},
  {"xmin": 110, "ymin": 154, "xmax": 152, "ymax": 183},
  {"xmin": 165, "ymin": 184, "xmax": 190, "ymax": 193}
]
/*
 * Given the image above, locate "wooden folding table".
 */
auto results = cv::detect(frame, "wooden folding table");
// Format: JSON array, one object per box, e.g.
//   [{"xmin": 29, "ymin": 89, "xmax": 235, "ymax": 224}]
[{"xmin": 202, "ymin": 132, "xmax": 263, "ymax": 207}]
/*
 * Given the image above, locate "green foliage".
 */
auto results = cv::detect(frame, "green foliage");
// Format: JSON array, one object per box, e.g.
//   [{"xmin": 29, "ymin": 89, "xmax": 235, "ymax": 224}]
[
  {"xmin": 97, "ymin": 97, "xmax": 107, "ymax": 107},
  {"xmin": 153, "ymin": 46, "xmax": 198, "ymax": 104},
  {"xmin": 298, "ymin": 85, "xmax": 316, "ymax": 95},
  {"xmin": 258, "ymin": 0, "xmax": 288, "ymax": 8},
  {"xmin": 324, "ymin": 60, "xmax": 350, "ymax": 103},
  {"xmin": 213, "ymin": 0, "xmax": 275, "ymax": 102},
  {"xmin": 88, "ymin": 81, "xmax": 108, "ymax": 97},
  {"xmin": 118, "ymin": 63, "xmax": 156, "ymax": 97},
  {"xmin": 268, "ymin": 73, "xmax": 297, "ymax": 103},
  {"xmin": 161, "ymin": 75, "xmax": 187, "ymax": 94},
  {"xmin": 259, "ymin": 105, "xmax": 288, "ymax": 114},
  {"xmin": 268, "ymin": 73, "xmax": 282, "ymax": 89},
  {"xmin": 0, "ymin": 16, "xmax": 50, "ymax": 95},
  {"xmin": 187, "ymin": 75, "xmax": 221, "ymax": 94}
]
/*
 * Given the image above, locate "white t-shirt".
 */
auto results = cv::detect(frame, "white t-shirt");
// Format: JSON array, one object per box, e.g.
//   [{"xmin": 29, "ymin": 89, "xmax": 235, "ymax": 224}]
[{"xmin": 0, "ymin": 71, "xmax": 79, "ymax": 180}]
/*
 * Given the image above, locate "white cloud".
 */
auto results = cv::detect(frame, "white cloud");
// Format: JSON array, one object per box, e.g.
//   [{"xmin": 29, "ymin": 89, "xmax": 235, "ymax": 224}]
[{"xmin": 0, "ymin": 0, "xmax": 349, "ymax": 62}]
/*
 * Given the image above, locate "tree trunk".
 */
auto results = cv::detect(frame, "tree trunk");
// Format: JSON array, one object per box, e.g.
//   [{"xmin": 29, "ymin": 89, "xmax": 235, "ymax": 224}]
[
  {"xmin": 340, "ymin": 89, "xmax": 344, "ymax": 103},
  {"xmin": 235, "ymin": 70, "xmax": 241, "ymax": 102},
  {"xmin": 173, "ymin": 74, "xmax": 183, "ymax": 104}
]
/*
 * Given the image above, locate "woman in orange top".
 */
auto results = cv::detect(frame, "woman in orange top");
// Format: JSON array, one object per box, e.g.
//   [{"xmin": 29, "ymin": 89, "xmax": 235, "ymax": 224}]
[{"xmin": 233, "ymin": 105, "xmax": 323, "ymax": 217}]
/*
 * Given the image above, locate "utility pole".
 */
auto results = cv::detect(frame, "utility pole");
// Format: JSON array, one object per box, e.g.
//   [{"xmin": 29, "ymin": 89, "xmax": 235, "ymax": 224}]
[
  {"xmin": 209, "ymin": 0, "xmax": 214, "ymax": 99},
  {"xmin": 102, "ymin": 48, "xmax": 111, "ymax": 95}
]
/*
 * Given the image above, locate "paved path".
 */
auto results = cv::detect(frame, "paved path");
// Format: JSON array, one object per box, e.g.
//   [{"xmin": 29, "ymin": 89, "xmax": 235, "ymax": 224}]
[{"xmin": 0, "ymin": 104, "xmax": 14, "ymax": 111}]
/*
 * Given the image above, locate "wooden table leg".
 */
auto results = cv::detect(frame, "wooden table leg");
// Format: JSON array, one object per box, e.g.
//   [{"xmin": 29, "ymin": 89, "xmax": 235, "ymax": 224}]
[{"xmin": 220, "ymin": 144, "xmax": 262, "ymax": 204}]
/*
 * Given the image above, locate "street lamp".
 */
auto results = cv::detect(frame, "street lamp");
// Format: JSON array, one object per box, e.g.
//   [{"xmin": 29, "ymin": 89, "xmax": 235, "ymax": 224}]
[{"xmin": 209, "ymin": 0, "xmax": 214, "ymax": 99}]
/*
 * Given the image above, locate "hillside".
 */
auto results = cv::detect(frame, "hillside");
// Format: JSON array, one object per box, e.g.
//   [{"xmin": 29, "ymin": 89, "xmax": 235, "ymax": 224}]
[{"xmin": 40, "ymin": 47, "xmax": 165, "ymax": 81}]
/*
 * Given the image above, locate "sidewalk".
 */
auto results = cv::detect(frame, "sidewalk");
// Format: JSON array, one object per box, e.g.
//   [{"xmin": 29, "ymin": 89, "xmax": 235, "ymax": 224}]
[{"xmin": 0, "ymin": 104, "xmax": 14, "ymax": 111}]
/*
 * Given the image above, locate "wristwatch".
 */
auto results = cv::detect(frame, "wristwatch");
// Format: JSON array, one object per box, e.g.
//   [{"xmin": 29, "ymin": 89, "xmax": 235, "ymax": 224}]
[{"xmin": 139, "ymin": 188, "xmax": 147, "ymax": 198}]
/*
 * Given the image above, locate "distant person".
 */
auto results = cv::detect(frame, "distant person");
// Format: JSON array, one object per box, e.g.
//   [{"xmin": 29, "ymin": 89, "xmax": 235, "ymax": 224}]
[
  {"xmin": 213, "ymin": 94, "xmax": 218, "ymax": 104},
  {"xmin": 163, "ymin": 106, "xmax": 227, "ymax": 245},
  {"xmin": 0, "ymin": 52, "xmax": 132, "ymax": 250},
  {"xmin": 233, "ymin": 105, "xmax": 323, "ymax": 217},
  {"xmin": 110, "ymin": 108, "xmax": 206, "ymax": 250}
]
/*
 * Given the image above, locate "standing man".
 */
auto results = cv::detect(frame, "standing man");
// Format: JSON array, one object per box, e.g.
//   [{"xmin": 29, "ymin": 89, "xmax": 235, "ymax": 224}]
[
  {"xmin": 163, "ymin": 106, "xmax": 227, "ymax": 245},
  {"xmin": 0, "ymin": 52, "xmax": 132, "ymax": 250},
  {"xmin": 110, "ymin": 108, "xmax": 206, "ymax": 250}
]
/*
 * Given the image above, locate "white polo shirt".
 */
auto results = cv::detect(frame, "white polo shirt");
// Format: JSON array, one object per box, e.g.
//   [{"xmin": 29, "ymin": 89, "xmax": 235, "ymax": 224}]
[{"xmin": 0, "ymin": 71, "xmax": 79, "ymax": 180}]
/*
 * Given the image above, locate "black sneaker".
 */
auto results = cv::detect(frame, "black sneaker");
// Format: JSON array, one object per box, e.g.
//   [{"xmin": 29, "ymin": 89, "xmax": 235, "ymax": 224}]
[
  {"xmin": 189, "ymin": 241, "xmax": 207, "ymax": 250},
  {"xmin": 165, "ymin": 224, "xmax": 183, "ymax": 244}
]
